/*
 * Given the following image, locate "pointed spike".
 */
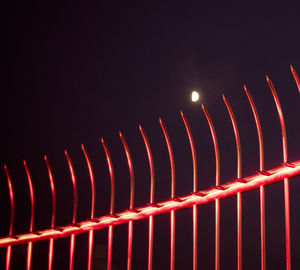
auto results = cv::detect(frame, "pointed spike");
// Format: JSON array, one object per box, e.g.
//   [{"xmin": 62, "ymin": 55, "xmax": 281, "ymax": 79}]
[
  {"xmin": 266, "ymin": 73, "xmax": 291, "ymax": 268},
  {"xmin": 290, "ymin": 64, "xmax": 300, "ymax": 93},
  {"xmin": 180, "ymin": 109, "xmax": 198, "ymax": 269}
]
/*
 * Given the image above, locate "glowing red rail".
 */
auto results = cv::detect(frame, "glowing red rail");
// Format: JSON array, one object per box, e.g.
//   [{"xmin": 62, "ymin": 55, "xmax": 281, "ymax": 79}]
[{"xmin": 1, "ymin": 160, "xmax": 300, "ymax": 248}]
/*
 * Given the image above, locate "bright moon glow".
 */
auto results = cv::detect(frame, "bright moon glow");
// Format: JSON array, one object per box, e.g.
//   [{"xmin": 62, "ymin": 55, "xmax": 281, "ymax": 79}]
[{"xmin": 191, "ymin": 91, "xmax": 200, "ymax": 102}]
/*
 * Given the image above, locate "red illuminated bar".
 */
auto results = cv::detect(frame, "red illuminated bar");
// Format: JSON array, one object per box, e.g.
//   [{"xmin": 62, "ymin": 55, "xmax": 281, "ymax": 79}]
[
  {"xmin": 101, "ymin": 138, "xmax": 115, "ymax": 270},
  {"xmin": 202, "ymin": 105, "xmax": 220, "ymax": 270},
  {"xmin": 23, "ymin": 161, "xmax": 35, "ymax": 270},
  {"xmin": 81, "ymin": 145, "xmax": 96, "ymax": 270},
  {"xmin": 244, "ymin": 85, "xmax": 266, "ymax": 270},
  {"xmin": 119, "ymin": 132, "xmax": 135, "ymax": 270},
  {"xmin": 44, "ymin": 156, "xmax": 56, "ymax": 270},
  {"xmin": 266, "ymin": 76, "xmax": 291, "ymax": 270},
  {"xmin": 1, "ymin": 160, "xmax": 300, "ymax": 248},
  {"xmin": 223, "ymin": 95, "xmax": 242, "ymax": 270},
  {"xmin": 180, "ymin": 111, "xmax": 198, "ymax": 270},
  {"xmin": 3, "ymin": 165, "xmax": 15, "ymax": 270},
  {"xmin": 290, "ymin": 65, "xmax": 300, "ymax": 93},
  {"xmin": 64, "ymin": 150, "xmax": 78, "ymax": 270},
  {"xmin": 139, "ymin": 125, "xmax": 155, "ymax": 270},
  {"xmin": 159, "ymin": 118, "xmax": 176, "ymax": 270}
]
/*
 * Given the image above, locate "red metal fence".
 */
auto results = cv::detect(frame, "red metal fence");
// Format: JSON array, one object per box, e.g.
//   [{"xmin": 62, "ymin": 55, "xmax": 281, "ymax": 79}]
[{"xmin": 1, "ymin": 66, "xmax": 300, "ymax": 269}]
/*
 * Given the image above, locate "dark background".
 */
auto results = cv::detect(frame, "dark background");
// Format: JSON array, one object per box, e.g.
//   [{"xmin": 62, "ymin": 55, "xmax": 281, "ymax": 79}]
[{"xmin": 1, "ymin": 2, "xmax": 300, "ymax": 269}]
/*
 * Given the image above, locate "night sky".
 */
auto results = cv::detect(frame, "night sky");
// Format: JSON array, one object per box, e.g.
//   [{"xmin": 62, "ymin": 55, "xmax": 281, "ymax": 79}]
[{"xmin": 1, "ymin": 2, "xmax": 300, "ymax": 269}]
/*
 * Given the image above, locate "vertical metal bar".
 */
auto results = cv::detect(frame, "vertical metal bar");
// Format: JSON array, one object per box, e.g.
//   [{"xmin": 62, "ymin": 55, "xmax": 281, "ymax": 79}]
[
  {"xmin": 244, "ymin": 85, "xmax": 266, "ymax": 270},
  {"xmin": 139, "ymin": 125, "xmax": 155, "ymax": 270},
  {"xmin": 23, "ymin": 160, "xmax": 35, "ymax": 270},
  {"xmin": 119, "ymin": 132, "xmax": 135, "ymax": 270},
  {"xmin": 107, "ymin": 226, "xmax": 113, "ymax": 270},
  {"xmin": 101, "ymin": 138, "xmax": 115, "ymax": 270},
  {"xmin": 81, "ymin": 145, "xmax": 96, "ymax": 270},
  {"xmin": 170, "ymin": 210, "xmax": 175, "ymax": 270},
  {"xmin": 215, "ymin": 199, "xmax": 220, "ymax": 269},
  {"xmin": 3, "ymin": 165, "xmax": 15, "ymax": 270},
  {"xmin": 159, "ymin": 118, "xmax": 176, "ymax": 270},
  {"xmin": 223, "ymin": 95, "xmax": 242, "ymax": 270},
  {"xmin": 88, "ymin": 231, "xmax": 94, "ymax": 270},
  {"xmin": 266, "ymin": 76, "xmax": 291, "ymax": 270},
  {"xmin": 127, "ymin": 220, "xmax": 133, "ymax": 270},
  {"xmin": 148, "ymin": 216, "xmax": 154, "ymax": 270},
  {"xmin": 69, "ymin": 234, "xmax": 76, "ymax": 270},
  {"xmin": 290, "ymin": 65, "xmax": 300, "ymax": 93},
  {"xmin": 180, "ymin": 111, "xmax": 198, "ymax": 270},
  {"xmin": 64, "ymin": 150, "xmax": 78, "ymax": 270},
  {"xmin": 44, "ymin": 155, "xmax": 56, "ymax": 270},
  {"xmin": 201, "ymin": 105, "xmax": 220, "ymax": 270}
]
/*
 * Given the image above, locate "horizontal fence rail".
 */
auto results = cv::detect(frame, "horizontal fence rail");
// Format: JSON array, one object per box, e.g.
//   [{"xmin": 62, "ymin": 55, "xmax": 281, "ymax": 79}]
[
  {"xmin": 1, "ymin": 65, "xmax": 300, "ymax": 269},
  {"xmin": 1, "ymin": 159, "xmax": 300, "ymax": 247}
]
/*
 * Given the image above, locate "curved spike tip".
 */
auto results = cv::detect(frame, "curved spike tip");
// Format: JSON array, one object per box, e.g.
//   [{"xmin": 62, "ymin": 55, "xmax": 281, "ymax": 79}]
[{"xmin": 290, "ymin": 64, "xmax": 300, "ymax": 94}]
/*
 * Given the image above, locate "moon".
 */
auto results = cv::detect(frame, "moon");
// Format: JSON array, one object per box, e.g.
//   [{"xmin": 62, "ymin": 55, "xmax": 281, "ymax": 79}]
[{"xmin": 191, "ymin": 90, "xmax": 200, "ymax": 102}]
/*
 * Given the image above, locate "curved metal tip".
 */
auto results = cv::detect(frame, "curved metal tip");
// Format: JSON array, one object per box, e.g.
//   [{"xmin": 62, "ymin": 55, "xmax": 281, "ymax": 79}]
[
  {"xmin": 222, "ymin": 94, "xmax": 230, "ymax": 106},
  {"xmin": 81, "ymin": 144, "xmax": 84, "ymax": 150},
  {"xmin": 290, "ymin": 64, "xmax": 300, "ymax": 93},
  {"xmin": 23, "ymin": 160, "xmax": 26, "ymax": 166},
  {"xmin": 244, "ymin": 85, "xmax": 251, "ymax": 96},
  {"xmin": 100, "ymin": 137, "xmax": 104, "ymax": 144},
  {"xmin": 180, "ymin": 111, "xmax": 197, "ymax": 192},
  {"xmin": 119, "ymin": 131, "xmax": 123, "ymax": 138},
  {"xmin": 64, "ymin": 149, "xmax": 68, "ymax": 155},
  {"xmin": 266, "ymin": 75, "xmax": 270, "ymax": 82},
  {"xmin": 138, "ymin": 124, "xmax": 142, "ymax": 130},
  {"xmin": 158, "ymin": 117, "xmax": 162, "ymax": 124},
  {"xmin": 180, "ymin": 110, "xmax": 184, "ymax": 116}
]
